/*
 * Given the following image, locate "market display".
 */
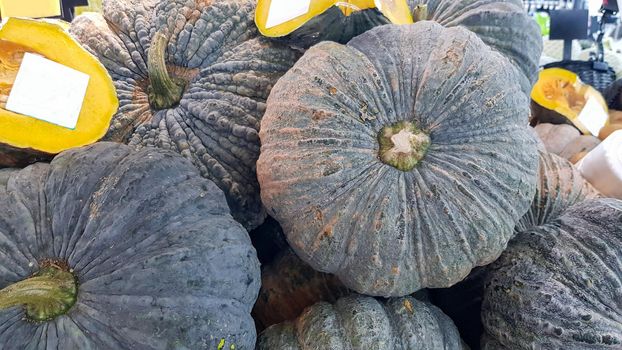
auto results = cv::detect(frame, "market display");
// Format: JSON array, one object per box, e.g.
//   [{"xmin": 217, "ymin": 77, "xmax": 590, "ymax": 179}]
[{"xmin": 0, "ymin": 0, "xmax": 620, "ymax": 349}]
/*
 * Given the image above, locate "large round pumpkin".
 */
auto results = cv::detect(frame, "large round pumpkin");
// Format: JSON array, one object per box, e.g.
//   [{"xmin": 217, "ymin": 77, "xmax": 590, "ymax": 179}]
[
  {"xmin": 252, "ymin": 249, "xmax": 350, "ymax": 331},
  {"xmin": 0, "ymin": 143, "xmax": 260, "ymax": 349},
  {"xmin": 257, "ymin": 22, "xmax": 539, "ymax": 296},
  {"xmin": 407, "ymin": 0, "xmax": 542, "ymax": 94},
  {"xmin": 257, "ymin": 294, "xmax": 466, "ymax": 349},
  {"xmin": 482, "ymin": 198, "xmax": 622, "ymax": 349},
  {"xmin": 69, "ymin": 0, "xmax": 300, "ymax": 230}
]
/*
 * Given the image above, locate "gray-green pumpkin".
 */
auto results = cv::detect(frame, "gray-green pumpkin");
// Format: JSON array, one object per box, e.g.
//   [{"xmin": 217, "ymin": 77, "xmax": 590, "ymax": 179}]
[
  {"xmin": 257, "ymin": 294, "xmax": 466, "ymax": 349},
  {"xmin": 257, "ymin": 22, "xmax": 539, "ymax": 297},
  {"xmin": 0, "ymin": 143, "xmax": 260, "ymax": 349},
  {"xmin": 482, "ymin": 198, "xmax": 622, "ymax": 349},
  {"xmin": 407, "ymin": 0, "xmax": 542, "ymax": 94},
  {"xmin": 69, "ymin": 0, "xmax": 300, "ymax": 230}
]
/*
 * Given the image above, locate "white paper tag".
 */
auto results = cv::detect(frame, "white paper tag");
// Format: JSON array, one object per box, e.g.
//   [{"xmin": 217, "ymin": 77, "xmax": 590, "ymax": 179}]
[
  {"xmin": 6, "ymin": 53, "xmax": 90, "ymax": 130},
  {"xmin": 577, "ymin": 96, "xmax": 608, "ymax": 136},
  {"xmin": 265, "ymin": 0, "xmax": 312, "ymax": 28}
]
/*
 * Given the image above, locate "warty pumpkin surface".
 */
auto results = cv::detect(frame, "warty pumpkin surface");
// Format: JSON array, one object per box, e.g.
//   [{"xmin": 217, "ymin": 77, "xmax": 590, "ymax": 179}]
[
  {"xmin": 515, "ymin": 151, "xmax": 599, "ymax": 232},
  {"xmin": 252, "ymin": 249, "xmax": 350, "ymax": 331},
  {"xmin": 69, "ymin": 0, "xmax": 300, "ymax": 230},
  {"xmin": 0, "ymin": 142, "xmax": 260, "ymax": 349},
  {"xmin": 407, "ymin": 0, "xmax": 542, "ymax": 95},
  {"xmin": 256, "ymin": 294, "xmax": 466, "ymax": 350},
  {"xmin": 482, "ymin": 198, "xmax": 622, "ymax": 349},
  {"xmin": 257, "ymin": 22, "xmax": 539, "ymax": 297}
]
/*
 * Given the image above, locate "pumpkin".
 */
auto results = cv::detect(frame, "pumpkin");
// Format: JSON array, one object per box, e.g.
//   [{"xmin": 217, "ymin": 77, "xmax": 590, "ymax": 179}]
[
  {"xmin": 0, "ymin": 18, "xmax": 117, "ymax": 168},
  {"xmin": 253, "ymin": 249, "xmax": 350, "ymax": 331},
  {"xmin": 534, "ymin": 123, "xmax": 601, "ymax": 163},
  {"xmin": 432, "ymin": 151, "xmax": 599, "ymax": 349},
  {"xmin": 0, "ymin": 142, "xmax": 260, "ymax": 349},
  {"xmin": 407, "ymin": 0, "xmax": 542, "ymax": 95},
  {"xmin": 530, "ymin": 68, "xmax": 609, "ymax": 135},
  {"xmin": 257, "ymin": 294, "xmax": 466, "ymax": 349},
  {"xmin": 515, "ymin": 151, "xmax": 600, "ymax": 232},
  {"xmin": 69, "ymin": 0, "xmax": 300, "ymax": 230},
  {"xmin": 482, "ymin": 198, "xmax": 622, "ymax": 349},
  {"xmin": 257, "ymin": 22, "xmax": 539, "ymax": 297}
]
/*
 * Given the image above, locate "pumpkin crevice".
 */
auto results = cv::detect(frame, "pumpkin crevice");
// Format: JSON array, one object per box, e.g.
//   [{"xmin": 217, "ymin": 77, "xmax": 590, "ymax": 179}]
[{"xmin": 378, "ymin": 121, "xmax": 430, "ymax": 171}]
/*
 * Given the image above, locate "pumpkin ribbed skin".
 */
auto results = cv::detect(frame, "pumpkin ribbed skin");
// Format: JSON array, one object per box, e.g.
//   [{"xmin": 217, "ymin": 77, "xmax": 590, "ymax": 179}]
[
  {"xmin": 482, "ymin": 199, "xmax": 622, "ymax": 349},
  {"xmin": 69, "ymin": 0, "xmax": 300, "ymax": 230},
  {"xmin": 257, "ymin": 294, "xmax": 466, "ymax": 350},
  {"xmin": 534, "ymin": 123, "xmax": 600, "ymax": 164},
  {"xmin": 515, "ymin": 151, "xmax": 600, "ymax": 232},
  {"xmin": 253, "ymin": 249, "xmax": 350, "ymax": 331},
  {"xmin": 0, "ymin": 143, "xmax": 260, "ymax": 349},
  {"xmin": 407, "ymin": 0, "xmax": 542, "ymax": 94},
  {"xmin": 257, "ymin": 22, "xmax": 538, "ymax": 296}
]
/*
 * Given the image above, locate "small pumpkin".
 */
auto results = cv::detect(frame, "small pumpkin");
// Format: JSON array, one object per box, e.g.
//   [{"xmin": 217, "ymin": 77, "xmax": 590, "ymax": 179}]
[
  {"xmin": 252, "ymin": 249, "xmax": 350, "ymax": 331},
  {"xmin": 534, "ymin": 123, "xmax": 601, "ymax": 164},
  {"xmin": 530, "ymin": 68, "xmax": 609, "ymax": 135},
  {"xmin": 69, "ymin": 0, "xmax": 300, "ymax": 230},
  {"xmin": 0, "ymin": 18, "xmax": 117, "ymax": 168},
  {"xmin": 482, "ymin": 198, "xmax": 622, "ymax": 349},
  {"xmin": 257, "ymin": 294, "xmax": 466, "ymax": 349},
  {"xmin": 258, "ymin": 22, "xmax": 538, "ymax": 296},
  {"xmin": 0, "ymin": 143, "xmax": 260, "ymax": 349},
  {"xmin": 407, "ymin": 0, "xmax": 542, "ymax": 95}
]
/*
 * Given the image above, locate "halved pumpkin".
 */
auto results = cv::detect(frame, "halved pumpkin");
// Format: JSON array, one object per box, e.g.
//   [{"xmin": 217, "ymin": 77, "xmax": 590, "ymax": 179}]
[
  {"xmin": 531, "ymin": 68, "xmax": 608, "ymax": 135},
  {"xmin": 255, "ymin": 0, "xmax": 413, "ymax": 39},
  {"xmin": 0, "ymin": 18, "xmax": 117, "ymax": 167}
]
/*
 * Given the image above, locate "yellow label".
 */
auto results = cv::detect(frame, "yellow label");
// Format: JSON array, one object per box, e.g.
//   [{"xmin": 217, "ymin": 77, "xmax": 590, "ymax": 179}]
[{"xmin": 0, "ymin": 0, "xmax": 61, "ymax": 19}]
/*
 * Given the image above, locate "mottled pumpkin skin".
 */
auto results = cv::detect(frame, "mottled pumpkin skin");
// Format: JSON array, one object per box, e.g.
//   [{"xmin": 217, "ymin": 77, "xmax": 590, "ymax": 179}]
[
  {"xmin": 408, "ymin": 0, "xmax": 542, "ymax": 94},
  {"xmin": 258, "ymin": 22, "xmax": 538, "ymax": 297},
  {"xmin": 253, "ymin": 249, "xmax": 350, "ymax": 331},
  {"xmin": 482, "ymin": 199, "xmax": 622, "ymax": 349},
  {"xmin": 257, "ymin": 294, "xmax": 466, "ymax": 350},
  {"xmin": 69, "ymin": 0, "xmax": 300, "ymax": 230},
  {"xmin": 515, "ymin": 151, "xmax": 600, "ymax": 232},
  {"xmin": 0, "ymin": 143, "xmax": 260, "ymax": 349}
]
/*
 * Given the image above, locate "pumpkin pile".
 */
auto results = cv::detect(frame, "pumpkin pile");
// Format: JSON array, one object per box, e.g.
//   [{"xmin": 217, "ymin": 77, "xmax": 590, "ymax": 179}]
[{"xmin": 0, "ymin": 0, "xmax": 620, "ymax": 349}]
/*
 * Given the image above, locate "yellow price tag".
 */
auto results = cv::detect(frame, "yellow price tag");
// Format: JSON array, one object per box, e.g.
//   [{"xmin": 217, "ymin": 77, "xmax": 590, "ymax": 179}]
[{"xmin": 0, "ymin": 0, "xmax": 61, "ymax": 19}]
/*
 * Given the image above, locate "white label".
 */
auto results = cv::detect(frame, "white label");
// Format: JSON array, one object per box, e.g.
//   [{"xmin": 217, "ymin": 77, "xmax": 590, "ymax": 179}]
[
  {"xmin": 265, "ymin": 0, "xmax": 312, "ymax": 28},
  {"xmin": 577, "ymin": 96, "xmax": 608, "ymax": 136},
  {"xmin": 6, "ymin": 53, "xmax": 90, "ymax": 130}
]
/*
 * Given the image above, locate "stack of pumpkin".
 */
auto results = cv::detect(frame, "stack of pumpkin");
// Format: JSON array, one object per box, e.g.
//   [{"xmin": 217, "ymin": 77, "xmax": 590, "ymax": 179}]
[{"xmin": 0, "ymin": 0, "xmax": 620, "ymax": 349}]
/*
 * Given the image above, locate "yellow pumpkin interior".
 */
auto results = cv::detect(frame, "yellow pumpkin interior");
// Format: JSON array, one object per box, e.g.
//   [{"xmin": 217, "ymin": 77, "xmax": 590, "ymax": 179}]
[
  {"xmin": 531, "ymin": 68, "xmax": 608, "ymax": 135},
  {"xmin": 0, "ymin": 17, "xmax": 117, "ymax": 154},
  {"xmin": 255, "ymin": 0, "xmax": 413, "ymax": 37}
]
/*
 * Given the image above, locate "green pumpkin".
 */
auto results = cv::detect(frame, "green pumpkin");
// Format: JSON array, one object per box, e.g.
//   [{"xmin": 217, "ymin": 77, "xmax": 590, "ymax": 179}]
[
  {"xmin": 69, "ymin": 0, "xmax": 300, "ymax": 230},
  {"xmin": 482, "ymin": 199, "xmax": 622, "ymax": 349},
  {"xmin": 257, "ymin": 22, "xmax": 538, "ymax": 296},
  {"xmin": 257, "ymin": 294, "xmax": 467, "ymax": 349},
  {"xmin": 0, "ymin": 143, "xmax": 260, "ymax": 349}
]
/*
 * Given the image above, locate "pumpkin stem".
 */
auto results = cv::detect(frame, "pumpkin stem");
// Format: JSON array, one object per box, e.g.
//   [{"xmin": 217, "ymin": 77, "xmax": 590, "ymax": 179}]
[
  {"xmin": 412, "ymin": 5, "xmax": 428, "ymax": 22},
  {"xmin": 0, "ymin": 265, "xmax": 78, "ymax": 322},
  {"xmin": 147, "ymin": 32, "xmax": 185, "ymax": 110},
  {"xmin": 378, "ymin": 121, "xmax": 430, "ymax": 171}
]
